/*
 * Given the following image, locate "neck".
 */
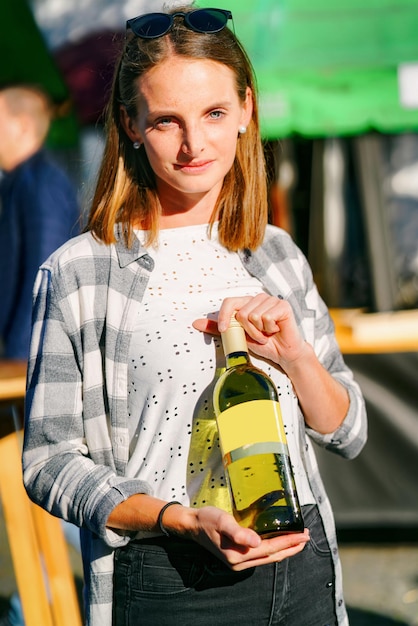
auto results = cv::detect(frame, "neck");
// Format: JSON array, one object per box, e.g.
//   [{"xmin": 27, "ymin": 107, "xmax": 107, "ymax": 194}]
[
  {"xmin": 157, "ymin": 180, "xmax": 221, "ymax": 229},
  {"xmin": 159, "ymin": 209, "xmax": 213, "ymax": 229},
  {"xmin": 225, "ymin": 351, "xmax": 250, "ymax": 369},
  {"xmin": 5, "ymin": 142, "xmax": 41, "ymax": 172}
]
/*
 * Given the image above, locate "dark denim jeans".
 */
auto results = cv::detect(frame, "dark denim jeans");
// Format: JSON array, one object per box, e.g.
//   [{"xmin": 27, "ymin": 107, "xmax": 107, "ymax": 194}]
[{"xmin": 113, "ymin": 504, "xmax": 336, "ymax": 626}]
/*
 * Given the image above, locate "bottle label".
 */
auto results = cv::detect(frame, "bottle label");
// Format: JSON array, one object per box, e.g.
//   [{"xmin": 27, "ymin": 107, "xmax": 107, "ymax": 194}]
[
  {"xmin": 217, "ymin": 400, "xmax": 292, "ymax": 513},
  {"xmin": 216, "ymin": 399, "xmax": 288, "ymax": 456}
]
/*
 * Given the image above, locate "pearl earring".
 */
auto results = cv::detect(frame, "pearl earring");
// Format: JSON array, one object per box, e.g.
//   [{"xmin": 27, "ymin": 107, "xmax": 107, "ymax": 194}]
[
  {"xmin": 238, "ymin": 126, "xmax": 247, "ymax": 135},
  {"xmin": 133, "ymin": 141, "xmax": 141, "ymax": 150}
]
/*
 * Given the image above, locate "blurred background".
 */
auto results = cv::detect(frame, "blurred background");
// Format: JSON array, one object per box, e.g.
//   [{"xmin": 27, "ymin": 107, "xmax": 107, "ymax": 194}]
[{"xmin": 1, "ymin": 0, "xmax": 417, "ymax": 624}]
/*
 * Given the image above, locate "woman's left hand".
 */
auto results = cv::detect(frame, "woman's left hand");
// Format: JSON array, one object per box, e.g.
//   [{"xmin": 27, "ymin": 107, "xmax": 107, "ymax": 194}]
[{"xmin": 192, "ymin": 293, "xmax": 308, "ymax": 372}]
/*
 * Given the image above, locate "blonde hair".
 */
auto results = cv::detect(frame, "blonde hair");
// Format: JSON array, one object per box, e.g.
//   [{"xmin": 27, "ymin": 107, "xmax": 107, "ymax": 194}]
[{"xmin": 87, "ymin": 6, "xmax": 268, "ymax": 251}]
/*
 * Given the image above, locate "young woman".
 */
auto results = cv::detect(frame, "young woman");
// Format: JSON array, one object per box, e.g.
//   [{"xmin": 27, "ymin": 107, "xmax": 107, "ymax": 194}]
[{"xmin": 23, "ymin": 6, "xmax": 367, "ymax": 626}]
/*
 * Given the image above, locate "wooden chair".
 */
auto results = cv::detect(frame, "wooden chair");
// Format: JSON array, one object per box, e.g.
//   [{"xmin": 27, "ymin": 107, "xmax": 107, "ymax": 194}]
[{"xmin": 0, "ymin": 361, "xmax": 82, "ymax": 626}]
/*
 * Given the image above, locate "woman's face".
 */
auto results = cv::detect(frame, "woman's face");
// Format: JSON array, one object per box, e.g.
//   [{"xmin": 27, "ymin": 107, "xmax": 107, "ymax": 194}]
[{"xmin": 122, "ymin": 55, "xmax": 252, "ymax": 215}]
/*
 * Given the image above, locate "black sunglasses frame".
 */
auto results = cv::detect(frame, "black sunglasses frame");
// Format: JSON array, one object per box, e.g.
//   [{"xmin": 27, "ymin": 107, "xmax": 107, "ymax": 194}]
[{"xmin": 126, "ymin": 8, "xmax": 233, "ymax": 39}]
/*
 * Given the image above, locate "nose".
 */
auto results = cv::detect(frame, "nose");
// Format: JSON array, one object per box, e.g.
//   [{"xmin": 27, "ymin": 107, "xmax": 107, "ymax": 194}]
[{"xmin": 181, "ymin": 122, "xmax": 205, "ymax": 157}]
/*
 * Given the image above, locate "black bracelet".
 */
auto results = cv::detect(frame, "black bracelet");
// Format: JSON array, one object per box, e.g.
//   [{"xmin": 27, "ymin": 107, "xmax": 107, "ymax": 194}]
[{"xmin": 158, "ymin": 501, "xmax": 182, "ymax": 536}]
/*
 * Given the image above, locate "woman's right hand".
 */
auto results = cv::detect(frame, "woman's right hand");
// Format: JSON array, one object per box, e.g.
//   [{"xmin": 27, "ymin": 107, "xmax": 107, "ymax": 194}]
[
  {"xmin": 170, "ymin": 504, "xmax": 310, "ymax": 571},
  {"xmin": 107, "ymin": 495, "xmax": 309, "ymax": 570}
]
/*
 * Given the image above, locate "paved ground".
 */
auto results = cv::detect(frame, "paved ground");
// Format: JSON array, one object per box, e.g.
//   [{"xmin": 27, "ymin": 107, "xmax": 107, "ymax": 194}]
[
  {"xmin": 340, "ymin": 540, "xmax": 418, "ymax": 625},
  {"xmin": 0, "ymin": 501, "xmax": 417, "ymax": 624}
]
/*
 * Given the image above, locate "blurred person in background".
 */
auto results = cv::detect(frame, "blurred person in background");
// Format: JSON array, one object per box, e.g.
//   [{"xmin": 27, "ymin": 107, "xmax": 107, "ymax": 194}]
[
  {"xmin": 0, "ymin": 84, "xmax": 80, "ymax": 359},
  {"xmin": 0, "ymin": 84, "xmax": 80, "ymax": 626}
]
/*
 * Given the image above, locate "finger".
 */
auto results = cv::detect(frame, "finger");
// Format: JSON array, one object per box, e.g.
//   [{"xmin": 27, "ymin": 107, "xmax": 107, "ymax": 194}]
[
  {"xmin": 240, "ymin": 298, "xmax": 288, "ymax": 334},
  {"xmin": 209, "ymin": 508, "xmax": 263, "ymax": 551},
  {"xmin": 231, "ymin": 529, "xmax": 309, "ymax": 565},
  {"xmin": 230, "ymin": 535, "xmax": 309, "ymax": 571},
  {"xmin": 233, "ymin": 296, "xmax": 283, "ymax": 338},
  {"xmin": 192, "ymin": 318, "xmax": 219, "ymax": 335},
  {"xmin": 217, "ymin": 297, "xmax": 253, "ymax": 332},
  {"xmin": 248, "ymin": 309, "xmax": 281, "ymax": 337}
]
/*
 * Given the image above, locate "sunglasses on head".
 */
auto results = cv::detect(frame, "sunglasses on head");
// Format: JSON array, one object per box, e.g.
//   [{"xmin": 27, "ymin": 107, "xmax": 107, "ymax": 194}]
[{"xmin": 126, "ymin": 8, "xmax": 233, "ymax": 39}]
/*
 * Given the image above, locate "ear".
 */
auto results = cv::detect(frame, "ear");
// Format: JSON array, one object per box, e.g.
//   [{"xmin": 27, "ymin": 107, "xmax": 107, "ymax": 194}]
[
  {"xmin": 240, "ymin": 87, "xmax": 253, "ymax": 129},
  {"xmin": 120, "ymin": 105, "xmax": 143, "ymax": 145}
]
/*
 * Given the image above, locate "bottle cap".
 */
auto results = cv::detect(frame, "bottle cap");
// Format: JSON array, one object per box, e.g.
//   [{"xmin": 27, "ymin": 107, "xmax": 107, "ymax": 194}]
[
  {"xmin": 221, "ymin": 314, "xmax": 247, "ymax": 355},
  {"xmin": 228, "ymin": 314, "xmax": 242, "ymax": 328}
]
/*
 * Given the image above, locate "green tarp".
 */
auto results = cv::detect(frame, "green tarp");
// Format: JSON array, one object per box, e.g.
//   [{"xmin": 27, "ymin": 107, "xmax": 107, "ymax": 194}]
[
  {"xmin": 2, "ymin": 0, "xmax": 78, "ymax": 146},
  {"xmin": 201, "ymin": 0, "xmax": 418, "ymax": 138},
  {"xmin": 3, "ymin": 0, "xmax": 418, "ymax": 141}
]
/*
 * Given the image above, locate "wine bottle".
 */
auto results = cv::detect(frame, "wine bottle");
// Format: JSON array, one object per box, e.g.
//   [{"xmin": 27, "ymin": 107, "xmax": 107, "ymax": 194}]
[{"xmin": 213, "ymin": 315, "xmax": 304, "ymax": 537}]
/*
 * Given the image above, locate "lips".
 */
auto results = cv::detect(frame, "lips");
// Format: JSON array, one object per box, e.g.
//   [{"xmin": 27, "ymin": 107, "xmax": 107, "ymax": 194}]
[{"xmin": 175, "ymin": 160, "xmax": 214, "ymax": 173}]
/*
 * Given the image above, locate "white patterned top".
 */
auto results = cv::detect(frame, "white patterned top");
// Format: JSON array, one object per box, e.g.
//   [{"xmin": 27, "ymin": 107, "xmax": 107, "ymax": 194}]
[{"xmin": 127, "ymin": 223, "xmax": 315, "ymax": 524}]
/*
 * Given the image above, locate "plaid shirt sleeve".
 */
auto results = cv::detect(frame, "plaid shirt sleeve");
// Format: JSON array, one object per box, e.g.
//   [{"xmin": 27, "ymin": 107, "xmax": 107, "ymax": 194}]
[
  {"xmin": 23, "ymin": 235, "xmax": 153, "ymax": 546},
  {"xmin": 241, "ymin": 224, "xmax": 367, "ymax": 459}
]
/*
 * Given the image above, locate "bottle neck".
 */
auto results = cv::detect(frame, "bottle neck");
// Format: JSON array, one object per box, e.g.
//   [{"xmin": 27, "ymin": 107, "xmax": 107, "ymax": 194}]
[{"xmin": 225, "ymin": 351, "xmax": 251, "ymax": 369}]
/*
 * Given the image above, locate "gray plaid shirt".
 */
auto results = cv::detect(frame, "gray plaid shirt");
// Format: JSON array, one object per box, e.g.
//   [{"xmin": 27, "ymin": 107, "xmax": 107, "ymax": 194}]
[{"xmin": 23, "ymin": 224, "xmax": 366, "ymax": 626}]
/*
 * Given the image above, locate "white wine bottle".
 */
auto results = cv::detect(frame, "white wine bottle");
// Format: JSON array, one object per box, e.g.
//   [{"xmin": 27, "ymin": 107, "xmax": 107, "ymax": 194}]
[{"xmin": 213, "ymin": 315, "xmax": 304, "ymax": 537}]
